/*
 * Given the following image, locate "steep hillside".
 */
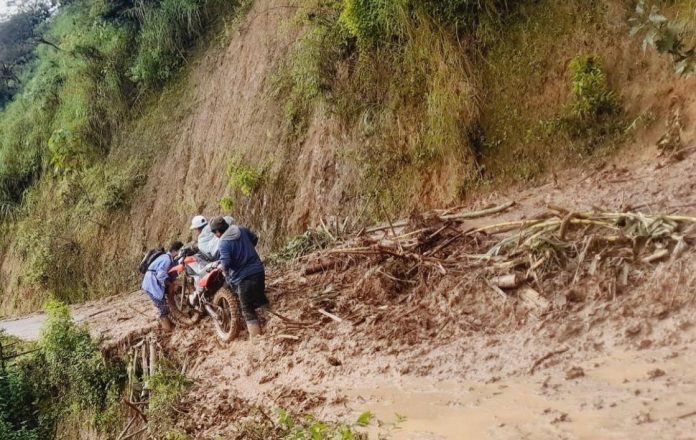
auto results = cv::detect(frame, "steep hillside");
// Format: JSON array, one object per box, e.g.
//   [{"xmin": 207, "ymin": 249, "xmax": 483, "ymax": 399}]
[{"xmin": 1, "ymin": 0, "xmax": 696, "ymax": 315}]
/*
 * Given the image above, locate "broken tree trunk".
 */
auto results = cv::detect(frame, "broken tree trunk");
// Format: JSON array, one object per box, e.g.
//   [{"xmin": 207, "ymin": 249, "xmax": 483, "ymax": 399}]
[
  {"xmin": 303, "ymin": 257, "xmax": 341, "ymax": 276},
  {"xmin": 490, "ymin": 274, "xmax": 518, "ymax": 289}
]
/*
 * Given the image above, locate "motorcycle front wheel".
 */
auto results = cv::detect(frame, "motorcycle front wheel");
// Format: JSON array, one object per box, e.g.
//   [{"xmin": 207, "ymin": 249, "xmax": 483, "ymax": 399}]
[
  {"xmin": 166, "ymin": 277, "xmax": 202, "ymax": 327},
  {"xmin": 211, "ymin": 287, "xmax": 243, "ymax": 343}
]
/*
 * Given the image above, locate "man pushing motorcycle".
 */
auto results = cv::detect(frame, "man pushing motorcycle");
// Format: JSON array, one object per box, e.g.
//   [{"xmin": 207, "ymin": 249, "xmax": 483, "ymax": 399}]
[{"xmin": 209, "ymin": 216, "xmax": 270, "ymax": 340}]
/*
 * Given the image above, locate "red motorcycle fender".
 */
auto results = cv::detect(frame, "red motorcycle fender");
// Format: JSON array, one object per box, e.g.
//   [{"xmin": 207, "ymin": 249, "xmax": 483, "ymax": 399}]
[{"xmin": 198, "ymin": 268, "xmax": 222, "ymax": 288}]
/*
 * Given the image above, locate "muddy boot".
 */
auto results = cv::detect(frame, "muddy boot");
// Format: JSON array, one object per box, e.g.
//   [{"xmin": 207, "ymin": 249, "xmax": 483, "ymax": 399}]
[
  {"xmin": 159, "ymin": 315, "xmax": 175, "ymax": 332},
  {"xmin": 246, "ymin": 320, "xmax": 261, "ymax": 340}
]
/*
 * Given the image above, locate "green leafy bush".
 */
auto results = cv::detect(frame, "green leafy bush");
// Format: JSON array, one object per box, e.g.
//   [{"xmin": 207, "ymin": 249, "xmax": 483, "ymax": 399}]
[
  {"xmin": 219, "ymin": 196, "xmax": 234, "ymax": 211},
  {"xmin": 339, "ymin": 0, "xmax": 515, "ymax": 47},
  {"xmin": 36, "ymin": 300, "xmax": 124, "ymax": 412},
  {"xmin": 0, "ymin": 303, "xmax": 124, "ymax": 439},
  {"xmin": 278, "ymin": 408, "xmax": 372, "ymax": 440},
  {"xmin": 226, "ymin": 160, "xmax": 267, "ymax": 197},
  {"xmin": 629, "ymin": 0, "xmax": 696, "ymax": 76},
  {"xmin": 148, "ymin": 366, "xmax": 191, "ymax": 437},
  {"xmin": 0, "ymin": 332, "xmax": 40, "ymax": 440},
  {"xmin": 568, "ymin": 54, "xmax": 619, "ymax": 120},
  {"xmin": 338, "ymin": 0, "xmax": 402, "ymax": 47}
]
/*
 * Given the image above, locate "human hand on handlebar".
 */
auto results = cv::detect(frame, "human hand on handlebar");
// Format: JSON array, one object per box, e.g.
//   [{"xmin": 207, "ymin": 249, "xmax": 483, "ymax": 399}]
[{"xmin": 204, "ymin": 262, "xmax": 222, "ymax": 272}]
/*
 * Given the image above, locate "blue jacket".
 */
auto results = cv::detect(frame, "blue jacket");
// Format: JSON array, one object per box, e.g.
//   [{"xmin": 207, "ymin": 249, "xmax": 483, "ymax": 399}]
[
  {"xmin": 141, "ymin": 253, "xmax": 173, "ymax": 301},
  {"xmin": 218, "ymin": 225, "xmax": 263, "ymax": 285}
]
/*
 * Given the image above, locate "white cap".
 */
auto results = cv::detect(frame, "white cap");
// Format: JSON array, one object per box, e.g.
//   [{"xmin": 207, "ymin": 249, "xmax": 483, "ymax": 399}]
[{"xmin": 190, "ymin": 215, "xmax": 208, "ymax": 230}]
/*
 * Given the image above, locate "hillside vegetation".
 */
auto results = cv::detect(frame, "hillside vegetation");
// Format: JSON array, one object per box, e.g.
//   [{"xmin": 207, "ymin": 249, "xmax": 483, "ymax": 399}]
[{"xmin": 0, "ymin": 0, "xmax": 693, "ymax": 315}]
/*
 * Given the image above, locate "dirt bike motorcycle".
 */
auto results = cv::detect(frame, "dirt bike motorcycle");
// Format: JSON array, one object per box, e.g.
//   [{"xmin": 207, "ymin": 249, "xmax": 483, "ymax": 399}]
[{"xmin": 165, "ymin": 250, "xmax": 243, "ymax": 342}]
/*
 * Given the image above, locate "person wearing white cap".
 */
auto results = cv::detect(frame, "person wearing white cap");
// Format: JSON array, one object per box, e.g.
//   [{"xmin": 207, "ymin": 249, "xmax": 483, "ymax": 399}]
[{"xmin": 190, "ymin": 214, "xmax": 234, "ymax": 260}]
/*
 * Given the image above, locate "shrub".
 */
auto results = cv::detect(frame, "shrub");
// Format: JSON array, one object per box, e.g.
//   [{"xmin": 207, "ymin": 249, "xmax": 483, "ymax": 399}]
[
  {"xmin": 568, "ymin": 54, "xmax": 618, "ymax": 120},
  {"xmin": 629, "ymin": 0, "xmax": 696, "ymax": 76},
  {"xmin": 271, "ymin": 229, "xmax": 334, "ymax": 263},
  {"xmin": 36, "ymin": 300, "xmax": 124, "ymax": 412},
  {"xmin": 338, "ymin": 0, "xmax": 515, "ymax": 47},
  {"xmin": 278, "ymin": 408, "xmax": 372, "ymax": 440},
  {"xmin": 226, "ymin": 160, "xmax": 267, "ymax": 197},
  {"xmin": 130, "ymin": 0, "xmax": 224, "ymax": 88},
  {"xmin": 148, "ymin": 366, "xmax": 191, "ymax": 437},
  {"xmin": 0, "ymin": 303, "xmax": 124, "ymax": 439},
  {"xmin": 0, "ymin": 332, "xmax": 40, "ymax": 440},
  {"xmin": 219, "ymin": 196, "xmax": 234, "ymax": 211},
  {"xmin": 338, "ymin": 0, "xmax": 403, "ymax": 47}
]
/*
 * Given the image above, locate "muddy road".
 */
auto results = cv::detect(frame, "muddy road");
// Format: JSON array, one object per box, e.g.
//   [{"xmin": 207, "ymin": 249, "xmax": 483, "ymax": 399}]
[{"xmin": 4, "ymin": 147, "xmax": 696, "ymax": 439}]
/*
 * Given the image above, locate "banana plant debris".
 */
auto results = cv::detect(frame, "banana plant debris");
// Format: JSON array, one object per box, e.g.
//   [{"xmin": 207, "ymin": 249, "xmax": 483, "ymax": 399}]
[{"xmin": 267, "ymin": 203, "xmax": 696, "ymax": 338}]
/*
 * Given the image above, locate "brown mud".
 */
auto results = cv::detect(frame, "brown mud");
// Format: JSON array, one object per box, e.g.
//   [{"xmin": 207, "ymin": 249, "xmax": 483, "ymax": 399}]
[{"xmin": 4, "ymin": 147, "xmax": 696, "ymax": 438}]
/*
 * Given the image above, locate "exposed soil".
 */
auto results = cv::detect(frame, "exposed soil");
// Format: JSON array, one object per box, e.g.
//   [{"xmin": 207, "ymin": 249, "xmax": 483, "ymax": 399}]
[{"xmin": 4, "ymin": 146, "xmax": 696, "ymax": 438}]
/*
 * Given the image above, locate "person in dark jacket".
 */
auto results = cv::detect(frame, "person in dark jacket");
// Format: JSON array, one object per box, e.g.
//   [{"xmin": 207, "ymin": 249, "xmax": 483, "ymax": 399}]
[{"xmin": 209, "ymin": 216, "xmax": 269, "ymax": 339}]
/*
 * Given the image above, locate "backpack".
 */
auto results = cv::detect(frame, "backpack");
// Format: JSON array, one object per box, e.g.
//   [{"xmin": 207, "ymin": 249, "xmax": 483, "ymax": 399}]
[{"xmin": 138, "ymin": 248, "xmax": 165, "ymax": 274}]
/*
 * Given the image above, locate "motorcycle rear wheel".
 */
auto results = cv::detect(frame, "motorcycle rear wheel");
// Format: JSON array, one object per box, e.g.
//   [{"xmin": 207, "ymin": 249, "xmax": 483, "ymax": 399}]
[
  {"xmin": 166, "ymin": 278, "xmax": 202, "ymax": 327},
  {"xmin": 211, "ymin": 287, "xmax": 242, "ymax": 343}
]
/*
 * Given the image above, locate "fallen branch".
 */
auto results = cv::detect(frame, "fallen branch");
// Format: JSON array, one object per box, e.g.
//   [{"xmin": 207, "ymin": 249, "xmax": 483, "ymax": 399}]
[
  {"xmin": 366, "ymin": 202, "xmax": 515, "ymax": 233},
  {"xmin": 266, "ymin": 310, "xmax": 317, "ymax": 327},
  {"xmin": 116, "ymin": 417, "xmax": 137, "ymax": 440},
  {"xmin": 441, "ymin": 201, "xmax": 516, "ymax": 221},
  {"xmin": 529, "ymin": 347, "xmax": 569, "ymax": 375},
  {"xmin": 122, "ymin": 398, "xmax": 148, "ymax": 423},
  {"xmin": 642, "ymin": 249, "xmax": 669, "ymax": 263},
  {"xmin": 121, "ymin": 427, "xmax": 147, "ymax": 440},
  {"xmin": 318, "ymin": 308, "xmax": 343, "ymax": 323},
  {"xmin": 676, "ymin": 409, "xmax": 696, "ymax": 420}
]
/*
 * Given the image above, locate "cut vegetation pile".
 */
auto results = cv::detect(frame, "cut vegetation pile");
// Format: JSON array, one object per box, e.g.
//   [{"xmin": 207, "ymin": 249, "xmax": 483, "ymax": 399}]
[{"xmin": 265, "ymin": 202, "xmax": 696, "ymax": 343}]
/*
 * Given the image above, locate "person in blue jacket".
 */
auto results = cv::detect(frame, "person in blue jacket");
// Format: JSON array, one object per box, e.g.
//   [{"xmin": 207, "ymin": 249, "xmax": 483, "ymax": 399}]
[
  {"xmin": 141, "ymin": 241, "xmax": 184, "ymax": 331},
  {"xmin": 209, "ymin": 216, "xmax": 269, "ymax": 339}
]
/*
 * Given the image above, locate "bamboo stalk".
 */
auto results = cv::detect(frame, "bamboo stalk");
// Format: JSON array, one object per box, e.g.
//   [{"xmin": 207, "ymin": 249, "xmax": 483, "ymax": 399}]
[
  {"xmin": 440, "ymin": 201, "xmax": 515, "ymax": 220},
  {"xmin": 148, "ymin": 337, "xmax": 156, "ymax": 378}
]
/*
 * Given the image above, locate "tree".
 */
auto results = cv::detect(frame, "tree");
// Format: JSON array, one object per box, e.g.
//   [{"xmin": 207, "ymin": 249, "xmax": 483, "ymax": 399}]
[{"xmin": 0, "ymin": 0, "xmax": 52, "ymax": 107}]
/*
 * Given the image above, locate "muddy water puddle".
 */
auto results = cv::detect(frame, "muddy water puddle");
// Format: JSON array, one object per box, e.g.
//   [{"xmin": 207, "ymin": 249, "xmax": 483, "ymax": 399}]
[{"xmin": 345, "ymin": 345, "xmax": 696, "ymax": 439}]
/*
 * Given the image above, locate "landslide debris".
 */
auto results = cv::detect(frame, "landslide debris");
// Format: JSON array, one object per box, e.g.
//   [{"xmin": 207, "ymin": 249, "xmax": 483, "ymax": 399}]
[{"xmin": 90, "ymin": 182, "xmax": 696, "ymax": 438}]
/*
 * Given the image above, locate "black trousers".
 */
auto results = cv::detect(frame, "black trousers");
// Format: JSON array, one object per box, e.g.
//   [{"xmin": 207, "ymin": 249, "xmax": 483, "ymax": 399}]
[{"xmin": 236, "ymin": 271, "xmax": 269, "ymax": 322}]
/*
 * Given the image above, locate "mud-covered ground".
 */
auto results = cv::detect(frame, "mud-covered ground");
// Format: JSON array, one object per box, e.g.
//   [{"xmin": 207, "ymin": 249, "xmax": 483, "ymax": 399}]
[{"xmin": 4, "ymin": 147, "xmax": 696, "ymax": 439}]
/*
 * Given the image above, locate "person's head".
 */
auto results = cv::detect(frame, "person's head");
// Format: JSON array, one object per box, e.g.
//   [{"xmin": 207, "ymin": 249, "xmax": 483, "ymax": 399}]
[
  {"xmin": 190, "ymin": 215, "xmax": 208, "ymax": 236},
  {"xmin": 209, "ymin": 216, "xmax": 229, "ymax": 238},
  {"xmin": 168, "ymin": 240, "xmax": 184, "ymax": 257}
]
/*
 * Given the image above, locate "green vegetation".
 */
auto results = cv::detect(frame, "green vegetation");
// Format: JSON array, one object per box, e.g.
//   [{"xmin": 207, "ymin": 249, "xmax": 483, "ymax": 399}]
[
  {"xmin": 271, "ymin": 228, "xmax": 334, "ymax": 263},
  {"xmin": 0, "ymin": 301, "xmax": 125, "ymax": 439},
  {"xmin": 148, "ymin": 366, "xmax": 192, "ymax": 438},
  {"xmin": 277, "ymin": 408, "xmax": 372, "ymax": 440},
  {"xmin": 226, "ymin": 159, "xmax": 268, "ymax": 197},
  {"xmin": 272, "ymin": 0, "xmax": 635, "ymax": 220},
  {"xmin": 234, "ymin": 407, "xmax": 375, "ymax": 440},
  {"xmin": 630, "ymin": 0, "xmax": 696, "ymax": 75},
  {"xmin": 568, "ymin": 55, "xmax": 619, "ymax": 121},
  {"xmin": 473, "ymin": 0, "xmax": 629, "ymax": 185},
  {"xmin": 0, "ymin": 1, "xmax": 51, "ymax": 108},
  {"xmin": 0, "ymin": 0, "xmax": 244, "ymax": 215}
]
